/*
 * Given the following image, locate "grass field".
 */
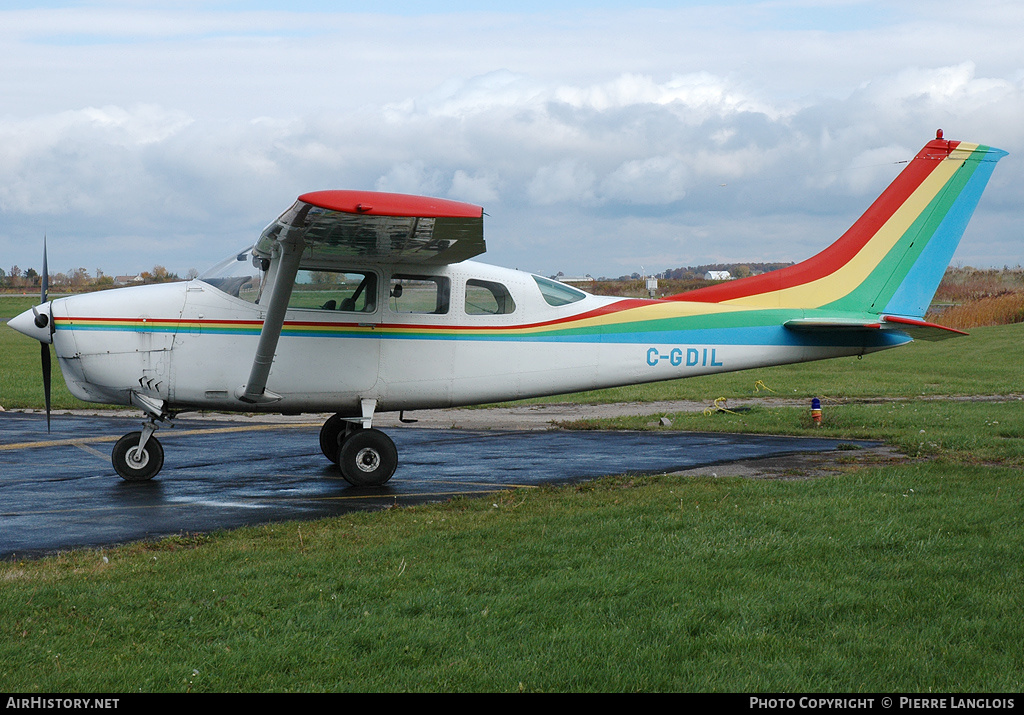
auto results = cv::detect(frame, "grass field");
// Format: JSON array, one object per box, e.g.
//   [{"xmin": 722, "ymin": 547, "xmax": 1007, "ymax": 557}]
[{"xmin": 1, "ymin": 295, "xmax": 1022, "ymax": 692}]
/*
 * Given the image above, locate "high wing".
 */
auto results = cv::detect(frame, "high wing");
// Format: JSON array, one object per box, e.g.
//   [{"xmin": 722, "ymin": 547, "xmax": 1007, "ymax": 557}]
[
  {"xmin": 254, "ymin": 190, "xmax": 485, "ymax": 267},
  {"xmin": 239, "ymin": 191, "xmax": 485, "ymax": 405}
]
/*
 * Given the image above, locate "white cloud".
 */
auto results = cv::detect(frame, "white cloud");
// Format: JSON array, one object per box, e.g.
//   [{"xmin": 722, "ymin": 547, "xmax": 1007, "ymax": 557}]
[
  {"xmin": 600, "ymin": 155, "xmax": 691, "ymax": 204},
  {"xmin": 527, "ymin": 160, "xmax": 597, "ymax": 205},
  {"xmin": 1, "ymin": 2, "xmax": 1022, "ymax": 279},
  {"xmin": 374, "ymin": 161, "xmax": 446, "ymax": 196},
  {"xmin": 449, "ymin": 169, "xmax": 500, "ymax": 204}
]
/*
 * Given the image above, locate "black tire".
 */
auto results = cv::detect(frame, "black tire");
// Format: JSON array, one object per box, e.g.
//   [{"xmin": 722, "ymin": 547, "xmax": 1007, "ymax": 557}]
[
  {"xmin": 112, "ymin": 431, "xmax": 164, "ymax": 481},
  {"xmin": 337, "ymin": 428, "xmax": 397, "ymax": 487},
  {"xmin": 319, "ymin": 413, "xmax": 353, "ymax": 463}
]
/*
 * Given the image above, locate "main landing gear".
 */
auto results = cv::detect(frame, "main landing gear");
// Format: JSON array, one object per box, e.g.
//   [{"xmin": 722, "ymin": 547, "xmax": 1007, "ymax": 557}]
[
  {"xmin": 319, "ymin": 412, "xmax": 398, "ymax": 487},
  {"xmin": 110, "ymin": 403, "xmax": 398, "ymax": 487}
]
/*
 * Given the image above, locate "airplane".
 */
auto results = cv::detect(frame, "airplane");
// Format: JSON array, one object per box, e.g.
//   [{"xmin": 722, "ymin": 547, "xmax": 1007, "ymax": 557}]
[{"xmin": 7, "ymin": 131, "xmax": 1007, "ymax": 486}]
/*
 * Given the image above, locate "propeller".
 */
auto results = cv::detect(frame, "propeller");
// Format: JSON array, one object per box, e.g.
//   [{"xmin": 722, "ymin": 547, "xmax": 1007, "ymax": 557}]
[
  {"xmin": 33, "ymin": 238, "xmax": 52, "ymax": 432},
  {"xmin": 9, "ymin": 237, "xmax": 56, "ymax": 432}
]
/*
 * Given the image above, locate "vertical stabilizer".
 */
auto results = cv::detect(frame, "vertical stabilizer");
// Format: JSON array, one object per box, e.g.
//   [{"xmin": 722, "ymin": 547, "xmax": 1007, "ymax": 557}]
[{"xmin": 670, "ymin": 133, "xmax": 1006, "ymax": 319}]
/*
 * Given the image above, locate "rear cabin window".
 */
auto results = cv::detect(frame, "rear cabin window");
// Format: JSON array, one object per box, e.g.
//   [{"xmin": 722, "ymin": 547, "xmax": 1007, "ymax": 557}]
[
  {"xmin": 532, "ymin": 275, "xmax": 586, "ymax": 306},
  {"xmin": 389, "ymin": 274, "xmax": 450, "ymax": 314},
  {"xmin": 465, "ymin": 279, "xmax": 516, "ymax": 315},
  {"xmin": 288, "ymin": 270, "xmax": 377, "ymax": 312}
]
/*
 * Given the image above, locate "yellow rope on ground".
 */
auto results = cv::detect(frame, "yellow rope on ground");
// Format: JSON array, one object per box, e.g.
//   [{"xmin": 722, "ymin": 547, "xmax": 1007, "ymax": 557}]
[{"xmin": 703, "ymin": 396, "xmax": 740, "ymax": 416}]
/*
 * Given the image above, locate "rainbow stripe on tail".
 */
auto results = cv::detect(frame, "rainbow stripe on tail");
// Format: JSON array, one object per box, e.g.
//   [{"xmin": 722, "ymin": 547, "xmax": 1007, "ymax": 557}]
[{"xmin": 671, "ymin": 133, "xmax": 1006, "ymax": 337}]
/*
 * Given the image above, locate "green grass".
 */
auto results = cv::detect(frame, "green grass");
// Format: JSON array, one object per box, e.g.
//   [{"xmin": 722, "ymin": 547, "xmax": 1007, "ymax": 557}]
[
  {"xmin": 563, "ymin": 399, "xmax": 1024, "ymax": 466},
  {"xmin": 1, "ymin": 463, "xmax": 1020, "ymax": 692}
]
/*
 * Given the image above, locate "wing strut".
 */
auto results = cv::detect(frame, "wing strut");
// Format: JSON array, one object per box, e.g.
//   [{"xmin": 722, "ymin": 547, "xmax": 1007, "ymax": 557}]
[{"xmin": 236, "ymin": 238, "xmax": 305, "ymax": 404}]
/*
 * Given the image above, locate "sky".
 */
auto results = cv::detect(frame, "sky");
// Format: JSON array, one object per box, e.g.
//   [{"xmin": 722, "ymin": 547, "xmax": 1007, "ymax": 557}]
[{"xmin": 1, "ymin": 0, "xmax": 1022, "ymax": 280}]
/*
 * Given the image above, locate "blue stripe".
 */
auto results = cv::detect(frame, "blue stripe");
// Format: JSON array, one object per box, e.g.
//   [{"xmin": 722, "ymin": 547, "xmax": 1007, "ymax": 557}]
[
  {"xmin": 883, "ymin": 147, "xmax": 1006, "ymax": 317},
  {"xmin": 61, "ymin": 322, "xmax": 910, "ymax": 348}
]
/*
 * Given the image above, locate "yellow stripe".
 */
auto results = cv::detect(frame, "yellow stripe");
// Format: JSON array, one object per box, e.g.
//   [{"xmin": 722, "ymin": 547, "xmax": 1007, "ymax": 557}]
[
  {"xmin": 0, "ymin": 422, "xmax": 321, "ymax": 452},
  {"xmin": 721, "ymin": 147, "xmax": 973, "ymax": 309},
  {"xmin": 485, "ymin": 299, "xmax": 748, "ymax": 335}
]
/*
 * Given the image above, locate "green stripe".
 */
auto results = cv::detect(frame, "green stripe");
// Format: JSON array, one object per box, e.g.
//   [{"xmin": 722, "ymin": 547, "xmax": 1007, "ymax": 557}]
[{"xmin": 821, "ymin": 153, "xmax": 982, "ymax": 314}]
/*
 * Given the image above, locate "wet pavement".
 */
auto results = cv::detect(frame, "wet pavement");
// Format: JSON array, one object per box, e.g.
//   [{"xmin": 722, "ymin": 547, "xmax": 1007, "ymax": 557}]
[{"xmin": 1, "ymin": 410, "xmax": 877, "ymax": 559}]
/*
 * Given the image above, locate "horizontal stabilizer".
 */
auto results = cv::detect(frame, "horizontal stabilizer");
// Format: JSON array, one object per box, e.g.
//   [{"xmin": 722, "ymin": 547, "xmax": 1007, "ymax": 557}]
[
  {"xmin": 784, "ymin": 317, "xmax": 883, "ymax": 332},
  {"xmin": 881, "ymin": 315, "xmax": 968, "ymax": 341},
  {"xmin": 784, "ymin": 315, "xmax": 966, "ymax": 341}
]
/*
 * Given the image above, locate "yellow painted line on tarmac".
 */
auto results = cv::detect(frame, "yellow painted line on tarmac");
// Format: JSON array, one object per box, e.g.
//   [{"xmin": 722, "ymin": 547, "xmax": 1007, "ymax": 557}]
[
  {"xmin": 0, "ymin": 422, "xmax": 322, "ymax": 452},
  {"xmin": 169, "ymin": 423, "xmax": 322, "ymax": 437},
  {"xmin": 73, "ymin": 442, "xmax": 110, "ymax": 461},
  {"xmin": 0, "ymin": 435, "xmax": 118, "ymax": 451}
]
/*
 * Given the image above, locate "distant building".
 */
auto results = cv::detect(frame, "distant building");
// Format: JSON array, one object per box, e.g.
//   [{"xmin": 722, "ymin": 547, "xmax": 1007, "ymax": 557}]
[
  {"xmin": 114, "ymin": 275, "xmax": 144, "ymax": 286},
  {"xmin": 704, "ymin": 271, "xmax": 731, "ymax": 281}
]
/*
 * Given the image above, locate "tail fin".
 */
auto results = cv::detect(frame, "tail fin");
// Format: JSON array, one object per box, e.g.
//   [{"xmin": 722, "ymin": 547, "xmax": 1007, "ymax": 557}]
[{"xmin": 670, "ymin": 133, "xmax": 1007, "ymax": 319}]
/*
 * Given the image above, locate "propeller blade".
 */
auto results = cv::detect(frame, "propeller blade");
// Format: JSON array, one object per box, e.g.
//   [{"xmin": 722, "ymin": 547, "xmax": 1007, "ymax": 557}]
[
  {"xmin": 41, "ymin": 235, "xmax": 48, "ymax": 304},
  {"xmin": 41, "ymin": 343, "xmax": 52, "ymax": 433},
  {"xmin": 41, "ymin": 237, "xmax": 52, "ymax": 432}
]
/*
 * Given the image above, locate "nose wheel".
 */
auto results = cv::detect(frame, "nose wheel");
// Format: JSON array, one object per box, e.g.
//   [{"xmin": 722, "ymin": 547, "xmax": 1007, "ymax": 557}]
[{"xmin": 112, "ymin": 429, "xmax": 164, "ymax": 481}]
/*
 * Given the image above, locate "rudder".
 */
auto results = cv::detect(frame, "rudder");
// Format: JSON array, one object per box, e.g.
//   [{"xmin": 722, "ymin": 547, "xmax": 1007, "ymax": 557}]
[{"xmin": 869, "ymin": 140, "xmax": 1007, "ymax": 318}]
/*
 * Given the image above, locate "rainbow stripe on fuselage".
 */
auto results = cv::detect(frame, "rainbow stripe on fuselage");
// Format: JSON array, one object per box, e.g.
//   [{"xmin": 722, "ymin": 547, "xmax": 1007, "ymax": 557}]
[{"xmin": 53, "ymin": 293, "xmax": 895, "ymax": 349}]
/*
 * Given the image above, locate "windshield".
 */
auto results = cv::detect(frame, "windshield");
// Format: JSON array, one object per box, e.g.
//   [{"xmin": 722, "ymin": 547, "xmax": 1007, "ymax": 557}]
[{"xmin": 198, "ymin": 246, "xmax": 266, "ymax": 303}]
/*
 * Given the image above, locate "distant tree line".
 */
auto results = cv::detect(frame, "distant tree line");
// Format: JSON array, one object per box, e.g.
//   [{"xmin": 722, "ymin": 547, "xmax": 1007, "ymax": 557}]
[
  {"xmin": 659, "ymin": 262, "xmax": 795, "ymax": 280},
  {"xmin": 3, "ymin": 260, "xmax": 798, "ymax": 292},
  {"xmin": 0, "ymin": 265, "xmax": 192, "ymax": 292}
]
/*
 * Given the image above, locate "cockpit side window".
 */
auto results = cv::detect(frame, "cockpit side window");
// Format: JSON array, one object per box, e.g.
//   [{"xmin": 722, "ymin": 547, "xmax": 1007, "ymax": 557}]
[
  {"xmin": 465, "ymin": 279, "xmax": 516, "ymax": 315},
  {"xmin": 289, "ymin": 270, "xmax": 378, "ymax": 312},
  {"xmin": 389, "ymin": 274, "xmax": 450, "ymax": 314},
  {"xmin": 532, "ymin": 275, "xmax": 586, "ymax": 306}
]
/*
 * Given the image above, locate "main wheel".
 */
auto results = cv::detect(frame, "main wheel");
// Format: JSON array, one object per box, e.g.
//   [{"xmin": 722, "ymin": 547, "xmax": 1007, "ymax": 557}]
[
  {"xmin": 319, "ymin": 413, "xmax": 354, "ymax": 463},
  {"xmin": 112, "ymin": 431, "xmax": 164, "ymax": 481},
  {"xmin": 337, "ymin": 428, "xmax": 397, "ymax": 487}
]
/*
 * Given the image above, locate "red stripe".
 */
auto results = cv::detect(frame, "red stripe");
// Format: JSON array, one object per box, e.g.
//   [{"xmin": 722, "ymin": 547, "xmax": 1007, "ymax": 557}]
[
  {"xmin": 63, "ymin": 300, "xmax": 653, "ymax": 334},
  {"xmin": 668, "ymin": 139, "xmax": 959, "ymax": 303},
  {"xmin": 62, "ymin": 316, "xmax": 261, "ymax": 327},
  {"xmin": 386, "ymin": 298, "xmax": 653, "ymax": 332}
]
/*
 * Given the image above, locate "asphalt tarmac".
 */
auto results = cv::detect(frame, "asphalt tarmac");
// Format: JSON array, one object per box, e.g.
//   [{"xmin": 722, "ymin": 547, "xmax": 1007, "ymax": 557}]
[{"xmin": 1, "ymin": 409, "xmax": 878, "ymax": 559}]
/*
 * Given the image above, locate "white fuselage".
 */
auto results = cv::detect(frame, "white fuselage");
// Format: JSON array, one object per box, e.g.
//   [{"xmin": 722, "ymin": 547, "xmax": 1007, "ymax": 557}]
[{"xmin": 39, "ymin": 259, "xmax": 906, "ymax": 419}]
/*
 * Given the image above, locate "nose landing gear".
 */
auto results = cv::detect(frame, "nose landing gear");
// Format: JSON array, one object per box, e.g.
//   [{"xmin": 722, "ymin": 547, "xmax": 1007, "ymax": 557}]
[{"xmin": 112, "ymin": 422, "xmax": 164, "ymax": 481}]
